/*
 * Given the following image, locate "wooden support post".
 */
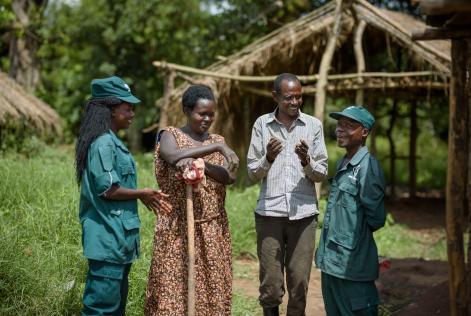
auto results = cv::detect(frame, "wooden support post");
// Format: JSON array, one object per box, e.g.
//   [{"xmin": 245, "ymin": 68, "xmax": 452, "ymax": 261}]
[
  {"xmin": 158, "ymin": 69, "xmax": 176, "ymax": 129},
  {"xmin": 446, "ymin": 38, "xmax": 469, "ymax": 316},
  {"xmin": 387, "ymin": 99, "xmax": 397, "ymax": 200},
  {"xmin": 465, "ymin": 38, "xmax": 471, "ymax": 316},
  {"xmin": 409, "ymin": 100, "xmax": 418, "ymax": 198},
  {"xmin": 314, "ymin": 0, "xmax": 348, "ymax": 199},
  {"xmin": 369, "ymin": 126, "xmax": 377, "ymax": 155},
  {"xmin": 354, "ymin": 20, "xmax": 367, "ymax": 105},
  {"xmin": 314, "ymin": 0, "xmax": 347, "ymax": 121}
]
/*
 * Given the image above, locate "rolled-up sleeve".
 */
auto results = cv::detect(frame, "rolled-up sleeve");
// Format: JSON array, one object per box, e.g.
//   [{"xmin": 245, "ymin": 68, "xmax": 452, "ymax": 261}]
[
  {"xmin": 303, "ymin": 123, "xmax": 328, "ymax": 183},
  {"xmin": 89, "ymin": 144, "xmax": 120, "ymax": 195},
  {"xmin": 247, "ymin": 119, "xmax": 272, "ymax": 182},
  {"xmin": 360, "ymin": 158, "xmax": 386, "ymax": 231}
]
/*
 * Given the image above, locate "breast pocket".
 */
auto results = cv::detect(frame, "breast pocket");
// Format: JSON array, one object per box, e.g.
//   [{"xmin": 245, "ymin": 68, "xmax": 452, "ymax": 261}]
[
  {"xmin": 338, "ymin": 182, "xmax": 358, "ymax": 212},
  {"xmin": 119, "ymin": 162, "xmax": 135, "ymax": 177}
]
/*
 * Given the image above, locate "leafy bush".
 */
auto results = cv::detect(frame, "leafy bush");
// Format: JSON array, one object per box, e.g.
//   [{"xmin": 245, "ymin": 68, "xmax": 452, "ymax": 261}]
[{"xmin": 0, "ymin": 119, "xmax": 51, "ymax": 157}]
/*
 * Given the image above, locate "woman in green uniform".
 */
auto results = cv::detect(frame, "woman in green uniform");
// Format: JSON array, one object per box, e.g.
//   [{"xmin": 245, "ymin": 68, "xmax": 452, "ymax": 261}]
[{"xmin": 75, "ymin": 76, "xmax": 171, "ymax": 316}]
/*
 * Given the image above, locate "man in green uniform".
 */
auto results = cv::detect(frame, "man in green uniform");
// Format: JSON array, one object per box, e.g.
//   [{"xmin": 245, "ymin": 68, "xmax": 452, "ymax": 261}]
[
  {"xmin": 76, "ymin": 76, "xmax": 171, "ymax": 315},
  {"xmin": 315, "ymin": 106, "xmax": 386, "ymax": 316}
]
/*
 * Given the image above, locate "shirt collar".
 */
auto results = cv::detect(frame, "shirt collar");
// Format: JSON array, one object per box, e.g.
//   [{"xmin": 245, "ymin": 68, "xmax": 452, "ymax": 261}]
[
  {"xmin": 266, "ymin": 108, "xmax": 306, "ymax": 125},
  {"xmin": 108, "ymin": 130, "xmax": 129, "ymax": 152},
  {"xmin": 346, "ymin": 146, "xmax": 369, "ymax": 167}
]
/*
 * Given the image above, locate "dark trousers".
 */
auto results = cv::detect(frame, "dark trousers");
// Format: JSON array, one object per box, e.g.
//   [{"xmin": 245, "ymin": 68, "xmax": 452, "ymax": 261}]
[
  {"xmin": 255, "ymin": 214, "xmax": 317, "ymax": 316},
  {"xmin": 321, "ymin": 272, "xmax": 379, "ymax": 316},
  {"xmin": 82, "ymin": 260, "xmax": 132, "ymax": 316}
]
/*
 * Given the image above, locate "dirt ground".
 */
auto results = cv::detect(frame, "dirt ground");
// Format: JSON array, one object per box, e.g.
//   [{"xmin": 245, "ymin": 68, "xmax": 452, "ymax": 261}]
[{"xmin": 233, "ymin": 197, "xmax": 450, "ymax": 315}]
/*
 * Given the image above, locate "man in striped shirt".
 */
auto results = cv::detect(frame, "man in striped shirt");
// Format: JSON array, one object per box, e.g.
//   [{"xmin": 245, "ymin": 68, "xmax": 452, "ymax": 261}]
[{"xmin": 247, "ymin": 73, "xmax": 328, "ymax": 316}]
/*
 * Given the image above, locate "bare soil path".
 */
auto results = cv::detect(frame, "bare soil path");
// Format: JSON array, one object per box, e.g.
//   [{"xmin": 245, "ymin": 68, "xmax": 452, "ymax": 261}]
[{"xmin": 233, "ymin": 198, "xmax": 449, "ymax": 315}]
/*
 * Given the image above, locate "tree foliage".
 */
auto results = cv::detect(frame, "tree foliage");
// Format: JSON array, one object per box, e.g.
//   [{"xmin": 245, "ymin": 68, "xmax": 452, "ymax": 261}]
[{"xmin": 0, "ymin": 0, "xmax": 440, "ymax": 146}]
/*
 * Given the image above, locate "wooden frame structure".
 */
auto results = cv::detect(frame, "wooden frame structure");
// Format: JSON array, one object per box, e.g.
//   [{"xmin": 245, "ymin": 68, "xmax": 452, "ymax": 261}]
[
  {"xmin": 150, "ymin": 0, "xmax": 450, "ymax": 149},
  {"xmin": 412, "ymin": 1, "xmax": 471, "ymax": 315},
  {"xmin": 150, "ymin": 0, "xmax": 450, "ymax": 199}
]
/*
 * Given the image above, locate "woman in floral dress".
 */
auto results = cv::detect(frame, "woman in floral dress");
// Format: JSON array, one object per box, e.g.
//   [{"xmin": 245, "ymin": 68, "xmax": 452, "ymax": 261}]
[{"xmin": 145, "ymin": 85, "xmax": 239, "ymax": 316}]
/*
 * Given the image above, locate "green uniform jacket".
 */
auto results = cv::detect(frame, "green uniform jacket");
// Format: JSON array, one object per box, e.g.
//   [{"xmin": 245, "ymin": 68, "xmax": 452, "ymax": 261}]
[
  {"xmin": 79, "ymin": 130, "xmax": 140, "ymax": 264},
  {"xmin": 315, "ymin": 146, "xmax": 386, "ymax": 281}
]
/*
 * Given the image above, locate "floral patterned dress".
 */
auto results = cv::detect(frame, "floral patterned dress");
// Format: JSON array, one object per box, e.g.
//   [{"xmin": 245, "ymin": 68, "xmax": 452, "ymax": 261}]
[{"xmin": 144, "ymin": 127, "xmax": 232, "ymax": 316}]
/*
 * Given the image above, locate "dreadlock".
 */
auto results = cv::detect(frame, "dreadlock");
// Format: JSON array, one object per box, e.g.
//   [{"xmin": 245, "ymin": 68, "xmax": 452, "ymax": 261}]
[{"xmin": 75, "ymin": 97, "xmax": 122, "ymax": 184}]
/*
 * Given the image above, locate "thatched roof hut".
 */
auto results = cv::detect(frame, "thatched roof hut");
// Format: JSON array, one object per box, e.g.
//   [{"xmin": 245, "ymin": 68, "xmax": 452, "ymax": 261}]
[
  {"xmin": 152, "ymin": 0, "xmax": 450, "ymax": 156},
  {"xmin": 0, "ymin": 71, "xmax": 61, "ymax": 135}
]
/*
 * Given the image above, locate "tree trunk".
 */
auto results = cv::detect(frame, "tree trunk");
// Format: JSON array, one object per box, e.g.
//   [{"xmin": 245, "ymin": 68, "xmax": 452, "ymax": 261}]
[
  {"xmin": 387, "ymin": 100, "xmax": 397, "ymax": 200},
  {"xmin": 158, "ymin": 70, "xmax": 176, "ymax": 129},
  {"xmin": 409, "ymin": 100, "xmax": 418, "ymax": 198},
  {"xmin": 8, "ymin": 0, "xmax": 46, "ymax": 92},
  {"xmin": 446, "ymin": 38, "xmax": 469, "ymax": 316}
]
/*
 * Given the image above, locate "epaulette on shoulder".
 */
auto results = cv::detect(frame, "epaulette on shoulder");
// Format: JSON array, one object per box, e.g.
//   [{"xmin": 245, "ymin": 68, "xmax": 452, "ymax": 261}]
[{"xmin": 94, "ymin": 133, "xmax": 113, "ymax": 146}]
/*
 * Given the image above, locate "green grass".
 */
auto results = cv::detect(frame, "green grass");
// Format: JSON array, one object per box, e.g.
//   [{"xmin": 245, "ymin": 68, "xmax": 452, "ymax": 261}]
[{"xmin": 0, "ymin": 146, "xmax": 447, "ymax": 315}]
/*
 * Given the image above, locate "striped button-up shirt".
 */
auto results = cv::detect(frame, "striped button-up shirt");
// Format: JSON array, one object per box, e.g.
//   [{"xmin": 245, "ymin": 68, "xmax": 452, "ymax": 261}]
[{"xmin": 247, "ymin": 109, "xmax": 328, "ymax": 220}]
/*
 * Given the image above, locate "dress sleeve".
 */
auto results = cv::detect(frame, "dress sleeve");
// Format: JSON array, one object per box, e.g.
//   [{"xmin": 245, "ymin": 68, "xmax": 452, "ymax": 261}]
[{"xmin": 89, "ymin": 143, "xmax": 120, "ymax": 196}]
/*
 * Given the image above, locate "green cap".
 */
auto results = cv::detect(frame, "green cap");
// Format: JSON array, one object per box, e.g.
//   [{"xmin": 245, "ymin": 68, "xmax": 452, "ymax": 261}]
[
  {"xmin": 329, "ymin": 105, "xmax": 375, "ymax": 129},
  {"xmin": 91, "ymin": 76, "xmax": 141, "ymax": 104}
]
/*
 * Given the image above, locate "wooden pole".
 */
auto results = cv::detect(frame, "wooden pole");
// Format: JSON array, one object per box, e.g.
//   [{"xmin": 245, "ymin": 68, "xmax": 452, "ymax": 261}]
[
  {"xmin": 158, "ymin": 69, "xmax": 175, "ymax": 129},
  {"xmin": 412, "ymin": 27, "xmax": 471, "ymax": 41},
  {"xmin": 314, "ymin": 0, "xmax": 345, "ymax": 121},
  {"xmin": 313, "ymin": 0, "xmax": 348, "ymax": 199},
  {"xmin": 466, "ymin": 38, "xmax": 471, "ymax": 316},
  {"xmin": 409, "ymin": 100, "xmax": 418, "ymax": 198},
  {"xmin": 369, "ymin": 126, "xmax": 377, "ymax": 155},
  {"xmin": 186, "ymin": 184, "xmax": 196, "ymax": 316},
  {"xmin": 387, "ymin": 99, "xmax": 398, "ymax": 200},
  {"xmin": 418, "ymin": 0, "xmax": 471, "ymax": 15},
  {"xmin": 446, "ymin": 38, "xmax": 468, "ymax": 316},
  {"xmin": 153, "ymin": 61, "xmax": 444, "ymax": 83},
  {"xmin": 365, "ymin": 96, "xmax": 377, "ymax": 155},
  {"xmin": 354, "ymin": 19, "xmax": 367, "ymax": 105}
]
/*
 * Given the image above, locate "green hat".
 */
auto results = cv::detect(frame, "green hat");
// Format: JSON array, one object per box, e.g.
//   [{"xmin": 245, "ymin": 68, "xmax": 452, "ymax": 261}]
[
  {"xmin": 91, "ymin": 76, "xmax": 141, "ymax": 104},
  {"xmin": 329, "ymin": 105, "xmax": 375, "ymax": 130}
]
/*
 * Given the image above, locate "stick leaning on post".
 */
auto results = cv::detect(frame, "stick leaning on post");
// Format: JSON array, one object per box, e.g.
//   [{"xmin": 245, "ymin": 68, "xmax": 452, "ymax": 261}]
[{"xmin": 177, "ymin": 158, "xmax": 206, "ymax": 316}]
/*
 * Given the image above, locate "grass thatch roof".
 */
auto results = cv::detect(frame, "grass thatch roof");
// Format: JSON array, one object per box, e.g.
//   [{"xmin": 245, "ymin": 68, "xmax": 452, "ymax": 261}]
[
  {"xmin": 152, "ymin": 0, "xmax": 451, "ymax": 153},
  {"xmin": 0, "ymin": 71, "xmax": 61, "ymax": 135}
]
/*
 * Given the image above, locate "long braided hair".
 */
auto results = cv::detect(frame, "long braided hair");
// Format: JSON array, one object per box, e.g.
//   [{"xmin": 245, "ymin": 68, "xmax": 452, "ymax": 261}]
[{"xmin": 75, "ymin": 97, "xmax": 122, "ymax": 184}]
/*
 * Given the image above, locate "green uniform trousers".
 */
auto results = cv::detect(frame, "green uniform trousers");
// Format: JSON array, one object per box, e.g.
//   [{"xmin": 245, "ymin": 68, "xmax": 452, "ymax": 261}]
[
  {"xmin": 321, "ymin": 272, "xmax": 379, "ymax": 316},
  {"xmin": 82, "ymin": 260, "xmax": 132, "ymax": 316},
  {"xmin": 256, "ymin": 214, "xmax": 317, "ymax": 316}
]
